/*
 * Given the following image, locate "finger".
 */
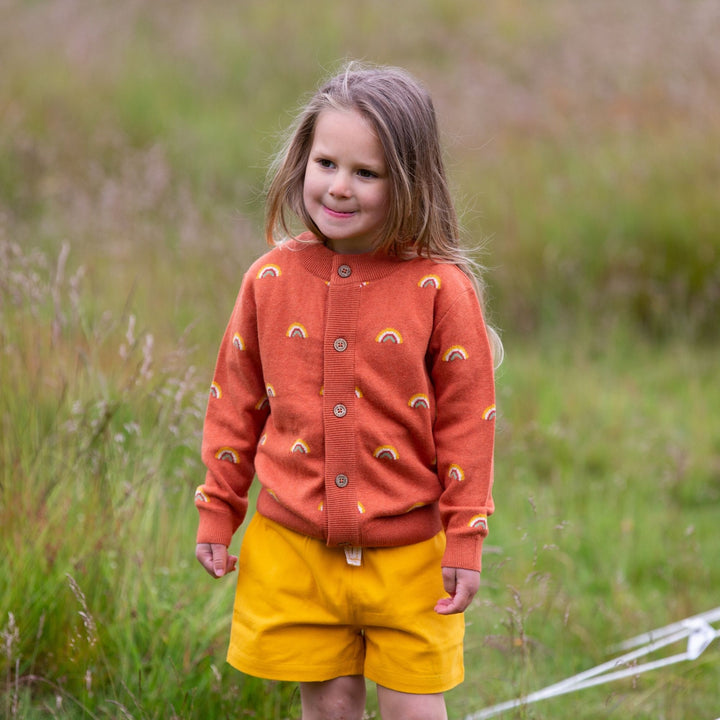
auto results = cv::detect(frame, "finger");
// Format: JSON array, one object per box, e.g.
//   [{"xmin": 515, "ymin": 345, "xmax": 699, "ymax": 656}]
[
  {"xmin": 434, "ymin": 589, "xmax": 466, "ymax": 615},
  {"xmin": 211, "ymin": 543, "xmax": 228, "ymax": 577},
  {"xmin": 450, "ymin": 581, "xmax": 474, "ymax": 613},
  {"xmin": 435, "ymin": 569, "xmax": 480, "ymax": 614},
  {"xmin": 434, "ymin": 597, "xmax": 456, "ymax": 614},
  {"xmin": 434, "ymin": 589, "xmax": 470, "ymax": 615},
  {"xmin": 436, "ymin": 568, "xmax": 459, "ymax": 614},
  {"xmin": 442, "ymin": 567, "xmax": 457, "ymax": 596},
  {"xmin": 195, "ymin": 543, "xmax": 218, "ymax": 577}
]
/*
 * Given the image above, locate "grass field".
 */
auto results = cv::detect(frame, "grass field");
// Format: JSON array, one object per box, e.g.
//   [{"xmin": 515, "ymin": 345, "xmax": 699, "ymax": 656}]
[{"xmin": 2, "ymin": 1, "xmax": 719, "ymax": 718}]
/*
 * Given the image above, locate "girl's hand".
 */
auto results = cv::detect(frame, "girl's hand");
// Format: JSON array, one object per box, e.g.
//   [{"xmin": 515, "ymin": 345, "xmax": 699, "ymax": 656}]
[
  {"xmin": 196, "ymin": 543, "xmax": 238, "ymax": 578},
  {"xmin": 434, "ymin": 567, "xmax": 480, "ymax": 614}
]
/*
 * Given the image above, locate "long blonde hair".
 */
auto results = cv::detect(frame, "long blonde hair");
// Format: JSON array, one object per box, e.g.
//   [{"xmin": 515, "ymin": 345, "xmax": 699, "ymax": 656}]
[{"xmin": 265, "ymin": 61, "xmax": 503, "ymax": 365}]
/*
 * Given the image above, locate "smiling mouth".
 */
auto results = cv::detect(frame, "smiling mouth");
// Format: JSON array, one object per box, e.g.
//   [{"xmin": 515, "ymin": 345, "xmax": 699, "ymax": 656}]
[{"xmin": 323, "ymin": 205, "xmax": 356, "ymax": 218}]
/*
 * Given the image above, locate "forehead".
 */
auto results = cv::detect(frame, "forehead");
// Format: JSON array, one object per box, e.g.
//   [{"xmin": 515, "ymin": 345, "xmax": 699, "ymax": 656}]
[{"xmin": 311, "ymin": 109, "xmax": 386, "ymax": 164}]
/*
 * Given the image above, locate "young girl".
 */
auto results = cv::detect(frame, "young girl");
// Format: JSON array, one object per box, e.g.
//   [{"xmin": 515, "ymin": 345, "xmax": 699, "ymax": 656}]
[{"xmin": 195, "ymin": 62, "xmax": 499, "ymax": 720}]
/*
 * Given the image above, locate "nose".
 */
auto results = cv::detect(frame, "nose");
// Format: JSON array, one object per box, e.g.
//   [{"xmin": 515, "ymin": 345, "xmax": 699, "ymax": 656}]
[{"xmin": 328, "ymin": 171, "xmax": 352, "ymax": 198}]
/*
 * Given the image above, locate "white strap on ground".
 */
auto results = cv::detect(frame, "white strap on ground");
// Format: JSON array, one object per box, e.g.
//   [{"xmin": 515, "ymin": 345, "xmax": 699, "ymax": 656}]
[
  {"xmin": 612, "ymin": 606, "xmax": 720, "ymax": 652},
  {"xmin": 465, "ymin": 607, "xmax": 720, "ymax": 720}
]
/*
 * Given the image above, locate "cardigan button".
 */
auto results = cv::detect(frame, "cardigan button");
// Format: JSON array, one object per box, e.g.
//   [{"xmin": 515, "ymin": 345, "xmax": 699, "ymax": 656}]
[
  {"xmin": 335, "ymin": 474, "xmax": 349, "ymax": 488},
  {"xmin": 333, "ymin": 403, "xmax": 347, "ymax": 418},
  {"xmin": 337, "ymin": 264, "xmax": 352, "ymax": 278},
  {"xmin": 333, "ymin": 338, "xmax": 348, "ymax": 352}
]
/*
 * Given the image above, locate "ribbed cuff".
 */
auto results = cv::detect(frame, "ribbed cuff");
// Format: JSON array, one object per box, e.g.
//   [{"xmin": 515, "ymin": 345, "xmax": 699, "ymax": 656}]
[{"xmin": 441, "ymin": 534, "xmax": 483, "ymax": 572}]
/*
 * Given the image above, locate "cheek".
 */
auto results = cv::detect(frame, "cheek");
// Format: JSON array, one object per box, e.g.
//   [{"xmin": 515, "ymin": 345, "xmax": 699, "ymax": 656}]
[
  {"xmin": 302, "ymin": 175, "xmax": 314, "ymax": 209},
  {"xmin": 303, "ymin": 168, "xmax": 321, "ymax": 203},
  {"xmin": 370, "ymin": 186, "xmax": 391, "ymax": 216}
]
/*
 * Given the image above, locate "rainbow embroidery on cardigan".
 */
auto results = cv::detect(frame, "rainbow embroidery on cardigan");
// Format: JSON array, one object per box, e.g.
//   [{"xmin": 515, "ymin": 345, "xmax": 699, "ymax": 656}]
[
  {"xmin": 291, "ymin": 439, "xmax": 309, "ymax": 454},
  {"xmin": 418, "ymin": 274, "xmax": 442, "ymax": 289},
  {"xmin": 483, "ymin": 404, "xmax": 497, "ymax": 420},
  {"xmin": 194, "ymin": 488, "xmax": 209, "ymax": 503},
  {"xmin": 255, "ymin": 396, "xmax": 269, "ymax": 411},
  {"xmin": 357, "ymin": 502, "xmax": 365, "ymax": 514},
  {"xmin": 210, "ymin": 381, "xmax": 222, "ymax": 399},
  {"xmin": 468, "ymin": 514, "xmax": 488, "ymax": 531},
  {"xmin": 319, "ymin": 385, "xmax": 362, "ymax": 397},
  {"xmin": 375, "ymin": 328, "xmax": 403, "ymax": 344},
  {"xmin": 232, "ymin": 333, "xmax": 245, "ymax": 350},
  {"xmin": 257, "ymin": 264, "xmax": 282, "ymax": 278},
  {"xmin": 442, "ymin": 345, "xmax": 469, "ymax": 361},
  {"xmin": 265, "ymin": 384, "xmax": 276, "ymax": 398},
  {"xmin": 404, "ymin": 501, "xmax": 427, "ymax": 513},
  {"xmin": 215, "ymin": 447, "xmax": 240, "ymax": 463},
  {"xmin": 448, "ymin": 464, "xmax": 465, "ymax": 482},
  {"xmin": 373, "ymin": 445, "xmax": 399, "ymax": 460},
  {"xmin": 408, "ymin": 393, "xmax": 430, "ymax": 409},
  {"xmin": 286, "ymin": 323, "xmax": 308, "ymax": 338}
]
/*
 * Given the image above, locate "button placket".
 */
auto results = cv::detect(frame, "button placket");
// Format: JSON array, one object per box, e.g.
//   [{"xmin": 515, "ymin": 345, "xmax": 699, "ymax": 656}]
[{"xmin": 323, "ymin": 276, "xmax": 361, "ymax": 546}]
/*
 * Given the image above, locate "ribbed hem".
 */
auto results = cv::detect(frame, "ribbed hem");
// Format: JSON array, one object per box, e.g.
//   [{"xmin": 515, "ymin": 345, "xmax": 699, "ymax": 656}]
[{"xmin": 256, "ymin": 496, "xmax": 444, "ymax": 550}]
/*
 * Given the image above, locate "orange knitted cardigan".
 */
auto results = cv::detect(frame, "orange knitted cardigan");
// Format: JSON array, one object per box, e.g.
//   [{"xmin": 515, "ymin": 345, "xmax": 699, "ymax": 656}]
[{"xmin": 195, "ymin": 234, "xmax": 496, "ymax": 571}]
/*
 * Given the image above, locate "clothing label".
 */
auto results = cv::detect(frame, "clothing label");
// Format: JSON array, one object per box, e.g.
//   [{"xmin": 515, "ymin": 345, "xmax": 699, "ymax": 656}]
[{"xmin": 344, "ymin": 546, "xmax": 362, "ymax": 566}]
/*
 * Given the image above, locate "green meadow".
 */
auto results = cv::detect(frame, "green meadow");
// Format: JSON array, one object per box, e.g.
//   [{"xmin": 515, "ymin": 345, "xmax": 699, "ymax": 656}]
[{"xmin": 2, "ymin": 1, "xmax": 719, "ymax": 718}]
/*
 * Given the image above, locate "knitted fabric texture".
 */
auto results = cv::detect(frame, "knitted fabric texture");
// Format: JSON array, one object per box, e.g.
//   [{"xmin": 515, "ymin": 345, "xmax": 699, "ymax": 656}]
[{"xmin": 195, "ymin": 234, "xmax": 496, "ymax": 571}]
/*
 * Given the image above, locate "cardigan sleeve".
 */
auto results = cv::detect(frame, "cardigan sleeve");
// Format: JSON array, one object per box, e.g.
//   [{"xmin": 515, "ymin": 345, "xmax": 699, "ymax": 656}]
[
  {"xmin": 429, "ymin": 281, "xmax": 496, "ymax": 572},
  {"xmin": 195, "ymin": 272, "xmax": 270, "ymax": 546}
]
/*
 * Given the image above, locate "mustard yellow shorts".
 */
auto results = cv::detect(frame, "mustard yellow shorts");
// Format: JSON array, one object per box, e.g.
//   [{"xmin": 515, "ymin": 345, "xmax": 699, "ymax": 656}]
[{"xmin": 227, "ymin": 512, "xmax": 465, "ymax": 694}]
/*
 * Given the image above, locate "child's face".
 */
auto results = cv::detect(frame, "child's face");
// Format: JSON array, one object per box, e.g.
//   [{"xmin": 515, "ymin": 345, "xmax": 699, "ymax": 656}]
[{"xmin": 303, "ymin": 108, "xmax": 391, "ymax": 254}]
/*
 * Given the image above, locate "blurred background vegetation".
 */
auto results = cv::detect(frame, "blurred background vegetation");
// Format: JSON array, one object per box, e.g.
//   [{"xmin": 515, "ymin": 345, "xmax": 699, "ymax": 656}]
[{"xmin": 1, "ymin": 1, "xmax": 719, "ymax": 718}]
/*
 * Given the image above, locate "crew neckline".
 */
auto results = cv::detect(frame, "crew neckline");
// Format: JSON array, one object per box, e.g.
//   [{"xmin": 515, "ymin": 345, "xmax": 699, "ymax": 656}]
[{"xmin": 290, "ymin": 232, "xmax": 408, "ymax": 283}]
